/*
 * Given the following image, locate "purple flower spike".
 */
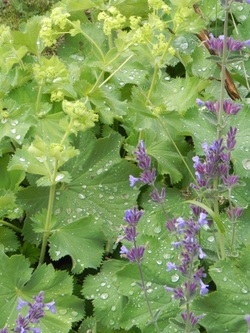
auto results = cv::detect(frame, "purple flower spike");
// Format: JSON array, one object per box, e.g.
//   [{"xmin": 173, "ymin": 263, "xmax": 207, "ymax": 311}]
[
  {"xmin": 126, "ymin": 245, "xmax": 145, "ymax": 262},
  {"xmin": 223, "ymin": 99, "xmax": 242, "ymax": 115},
  {"xmin": 0, "ymin": 327, "xmax": 8, "ymax": 333},
  {"xmin": 124, "ymin": 207, "xmax": 144, "ymax": 225},
  {"xmin": 227, "ymin": 126, "xmax": 237, "ymax": 150}
]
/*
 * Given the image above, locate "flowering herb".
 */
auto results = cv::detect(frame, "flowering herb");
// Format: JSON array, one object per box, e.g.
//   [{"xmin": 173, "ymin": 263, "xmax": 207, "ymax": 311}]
[{"xmin": 0, "ymin": 292, "xmax": 55, "ymax": 333}]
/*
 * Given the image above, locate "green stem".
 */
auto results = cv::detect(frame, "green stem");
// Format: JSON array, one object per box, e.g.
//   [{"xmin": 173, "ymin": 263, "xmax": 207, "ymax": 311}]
[
  {"xmin": 147, "ymin": 35, "xmax": 175, "ymax": 101},
  {"xmin": 157, "ymin": 116, "xmax": 197, "ymax": 184},
  {"xmin": 213, "ymin": 0, "xmax": 230, "ymax": 260},
  {"xmin": 36, "ymin": 84, "xmax": 44, "ymax": 113},
  {"xmin": 38, "ymin": 160, "xmax": 58, "ymax": 265},
  {"xmin": 136, "ymin": 254, "xmax": 160, "ymax": 332},
  {"xmin": 0, "ymin": 220, "xmax": 22, "ymax": 233},
  {"xmin": 69, "ymin": 21, "xmax": 105, "ymax": 62},
  {"xmin": 98, "ymin": 54, "xmax": 134, "ymax": 89}
]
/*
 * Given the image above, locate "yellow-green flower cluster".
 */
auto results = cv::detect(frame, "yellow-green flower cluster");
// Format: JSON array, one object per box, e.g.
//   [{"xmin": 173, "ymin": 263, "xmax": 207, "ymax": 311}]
[
  {"xmin": 50, "ymin": 90, "xmax": 64, "ymax": 102},
  {"xmin": 129, "ymin": 22, "xmax": 153, "ymax": 44},
  {"xmin": 40, "ymin": 6, "xmax": 70, "ymax": 47},
  {"xmin": 50, "ymin": 7, "xmax": 70, "ymax": 30},
  {"xmin": 28, "ymin": 136, "xmax": 79, "ymax": 165},
  {"xmin": 152, "ymin": 33, "xmax": 168, "ymax": 57},
  {"xmin": 98, "ymin": 6, "xmax": 126, "ymax": 36},
  {"xmin": 62, "ymin": 100, "xmax": 98, "ymax": 133},
  {"xmin": 0, "ymin": 25, "xmax": 12, "ymax": 46},
  {"xmin": 32, "ymin": 56, "xmax": 68, "ymax": 85},
  {"xmin": 148, "ymin": 0, "xmax": 171, "ymax": 13},
  {"xmin": 129, "ymin": 16, "xmax": 142, "ymax": 30}
]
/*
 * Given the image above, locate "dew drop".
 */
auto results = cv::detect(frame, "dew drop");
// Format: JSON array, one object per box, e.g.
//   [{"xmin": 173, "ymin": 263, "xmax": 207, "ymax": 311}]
[
  {"xmin": 242, "ymin": 159, "xmax": 250, "ymax": 170},
  {"xmin": 242, "ymin": 287, "xmax": 248, "ymax": 294},
  {"xmin": 171, "ymin": 274, "xmax": 180, "ymax": 282},
  {"xmin": 207, "ymin": 236, "xmax": 215, "ymax": 243},
  {"xmin": 154, "ymin": 226, "xmax": 161, "ymax": 234},
  {"xmin": 111, "ymin": 305, "xmax": 116, "ymax": 311},
  {"xmin": 156, "ymin": 260, "xmax": 162, "ymax": 265},
  {"xmin": 71, "ymin": 311, "xmax": 78, "ymax": 317},
  {"xmin": 59, "ymin": 309, "xmax": 67, "ymax": 315},
  {"xmin": 78, "ymin": 193, "xmax": 85, "ymax": 199},
  {"xmin": 100, "ymin": 293, "xmax": 109, "ymax": 299}
]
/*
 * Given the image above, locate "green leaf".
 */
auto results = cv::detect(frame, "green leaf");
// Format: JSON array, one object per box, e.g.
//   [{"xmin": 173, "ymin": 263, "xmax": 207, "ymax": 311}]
[
  {"xmin": 82, "ymin": 260, "xmax": 128, "ymax": 330},
  {"xmin": 193, "ymin": 245, "xmax": 250, "ymax": 333},
  {"xmin": 63, "ymin": 0, "xmax": 103, "ymax": 11},
  {"xmin": 0, "ymin": 227, "xmax": 19, "ymax": 252},
  {"xmin": 181, "ymin": 107, "xmax": 216, "ymax": 155},
  {"xmin": 159, "ymin": 77, "xmax": 210, "ymax": 114},
  {"xmin": 230, "ymin": 104, "xmax": 250, "ymax": 179},
  {"xmin": 12, "ymin": 16, "xmax": 42, "ymax": 55},
  {"xmin": 49, "ymin": 215, "xmax": 105, "ymax": 273},
  {"xmin": 190, "ymin": 46, "xmax": 217, "ymax": 79},
  {"xmin": 0, "ymin": 248, "xmax": 84, "ymax": 331},
  {"xmin": 0, "ymin": 99, "xmax": 37, "ymax": 145}
]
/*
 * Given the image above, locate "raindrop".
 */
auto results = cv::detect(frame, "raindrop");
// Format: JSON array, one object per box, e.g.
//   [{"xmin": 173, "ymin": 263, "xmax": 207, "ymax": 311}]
[
  {"xmin": 154, "ymin": 226, "xmax": 161, "ymax": 234},
  {"xmin": 56, "ymin": 173, "xmax": 65, "ymax": 181},
  {"xmin": 147, "ymin": 289, "xmax": 153, "ymax": 293},
  {"xmin": 58, "ymin": 309, "xmax": 67, "ymax": 315},
  {"xmin": 71, "ymin": 311, "xmax": 78, "ymax": 317},
  {"xmin": 156, "ymin": 260, "xmax": 162, "ymax": 265},
  {"xmin": 111, "ymin": 305, "xmax": 116, "ymax": 311},
  {"xmin": 242, "ymin": 287, "xmax": 248, "ymax": 294},
  {"xmin": 55, "ymin": 251, "xmax": 61, "ymax": 256},
  {"xmin": 171, "ymin": 274, "xmax": 180, "ymax": 282},
  {"xmin": 10, "ymin": 128, "xmax": 16, "ymax": 134},
  {"xmin": 97, "ymin": 168, "xmax": 103, "ymax": 175},
  {"xmin": 207, "ymin": 236, "xmax": 215, "ymax": 242},
  {"xmin": 163, "ymin": 253, "xmax": 171, "ymax": 259},
  {"xmin": 82, "ymin": 185, "xmax": 87, "ymax": 189},
  {"xmin": 16, "ymin": 135, "xmax": 21, "ymax": 140},
  {"xmin": 100, "ymin": 293, "xmax": 109, "ymax": 299},
  {"xmin": 101, "ymin": 282, "xmax": 106, "ymax": 287},
  {"xmin": 128, "ymin": 290, "xmax": 133, "ymax": 295},
  {"xmin": 78, "ymin": 193, "xmax": 85, "ymax": 199},
  {"xmin": 242, "ymin": 159, "xmax": 250, "ymax": 170}
]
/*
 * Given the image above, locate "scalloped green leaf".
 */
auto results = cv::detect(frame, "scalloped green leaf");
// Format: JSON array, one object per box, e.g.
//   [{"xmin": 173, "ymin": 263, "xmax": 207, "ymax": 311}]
[
  {"xmin": 0, "ymin": 226, "xmax": 19, "ymax": 252},
  {"xmin": 0, "ymin": 248, "xmax": 84, "ymax": 331},
  {"xmin": 0, "ymin": 99, "xmax": 36, "ymax": 145},
  {"xmin": 193, "ymin": 245, "xmax": 250, "ymax": 333},
  {"xmin": 49, "ymin": 215, "xmax": 105, "ymax": 273}
]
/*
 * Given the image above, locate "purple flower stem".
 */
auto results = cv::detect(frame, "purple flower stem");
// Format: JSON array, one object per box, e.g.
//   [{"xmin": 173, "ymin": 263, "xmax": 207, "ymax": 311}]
[{"xmin": 134, "ymin": 242, "xmax": 160, "ymax": 332}]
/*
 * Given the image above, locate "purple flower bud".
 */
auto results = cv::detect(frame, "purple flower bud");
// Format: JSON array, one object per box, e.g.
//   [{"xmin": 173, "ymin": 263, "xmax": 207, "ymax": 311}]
[
  {"xmin": 124, "ymin": 207, "xmax": 144, "ymax": 225},
  {"xmin": 165, "ymin": 218, "xmax": 177, "ymax": 232},
  {"xmin": 221, "ymin": 175, "xmax": 239, "ymax": 187},
  {"xmin": 227, "ymin": 207, "xmax": 243, "ymax": 219},
  {"xmin": 227, "ymin": 126, "xmax": 237, "ymax": 150},
  {"xmin": 126, "ymin": 245, "xmax": 145, "ymax": 262},
  {"xmin": 223, "ymin": 99, "xmax": 242, "ymax": 115},
  {"xmin": 150, "ymin": 187, "xmax": 165, "ymax": 203},
  {"xmin": 140, "ymin": 168, "xmax": 156, "ymax": 184},
  {"xmin": 124, "ymin": 226, "xmax": 138, "ymax": 242}
]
